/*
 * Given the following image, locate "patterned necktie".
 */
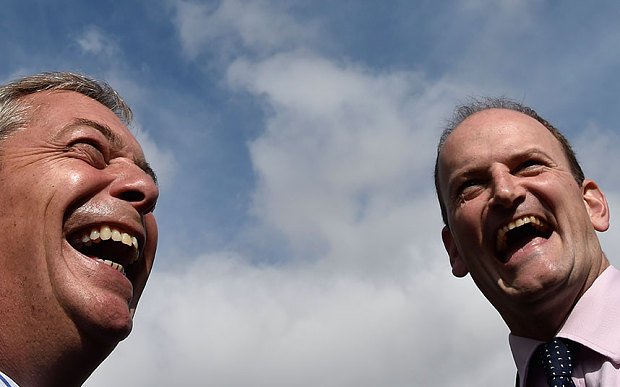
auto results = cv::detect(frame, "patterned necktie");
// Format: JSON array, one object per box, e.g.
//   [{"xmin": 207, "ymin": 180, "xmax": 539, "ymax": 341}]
[{"xmin": 538, "ymin": 338, "xmax": 575, "ymax": 387}]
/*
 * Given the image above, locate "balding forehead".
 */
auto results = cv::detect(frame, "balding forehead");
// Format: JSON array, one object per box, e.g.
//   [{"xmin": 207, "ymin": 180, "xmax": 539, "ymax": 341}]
[{"xmin": 446, "ymin": 108, "xmax": 553, "ymax": 146}]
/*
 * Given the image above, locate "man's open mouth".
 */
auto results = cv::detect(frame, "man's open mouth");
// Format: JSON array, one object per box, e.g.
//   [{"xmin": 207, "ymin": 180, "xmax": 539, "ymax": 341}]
[
  {"xmin": 496, "ymin": 215, "xmax": 552, "ymax": 262},
  {"xmin": 67, "ymin": 224, "xmax": 140, "ymax": 276}
]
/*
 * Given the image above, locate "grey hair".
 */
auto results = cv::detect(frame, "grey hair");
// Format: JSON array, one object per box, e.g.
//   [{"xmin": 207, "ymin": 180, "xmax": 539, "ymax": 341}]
[
  {"xmin": 434, "ymin": 97, "xmax": 584, "ymax": 225},
  {"xmin": 0, "ymin": 71, "xmax": 132, "ymax": 141}
]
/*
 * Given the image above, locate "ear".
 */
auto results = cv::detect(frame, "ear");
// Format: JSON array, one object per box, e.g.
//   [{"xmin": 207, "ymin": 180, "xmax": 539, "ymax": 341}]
[
  {"xmin": 582, "ymin": 179, "xmax": 610, "ymax": 232},
  {"xmin": 442, "ymin": 226, "xmax": 469, "ymax": 277}
]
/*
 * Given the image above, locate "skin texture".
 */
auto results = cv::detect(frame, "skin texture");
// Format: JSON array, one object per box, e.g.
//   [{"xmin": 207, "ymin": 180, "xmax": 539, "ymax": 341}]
[
  {"xmin": 437, "ymin": 108, "xmax": 609, "ymax": 340},
  {"xmin": 0, "ymin": 91, "xmax": 158, "ymax": 386}
]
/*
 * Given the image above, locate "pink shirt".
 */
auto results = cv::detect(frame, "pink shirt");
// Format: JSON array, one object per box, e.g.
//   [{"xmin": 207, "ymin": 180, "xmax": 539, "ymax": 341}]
[{"xmin": 510, "ymin": 266, "xmax": 620, "ymax": 386}]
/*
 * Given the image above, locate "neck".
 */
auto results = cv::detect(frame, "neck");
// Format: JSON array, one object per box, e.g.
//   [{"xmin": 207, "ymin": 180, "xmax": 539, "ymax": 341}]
[
  {"xmin": 0, "ymin": 326, "xmax": 115, "ymax": 387},
  {"xmin": 0, "ymin": 342, "xmax": 113, "ymax": 387},
  {"xmin": 0, "ymin": 292, "xmax": 115, "ymax": 386},
  {"xmin": 503, "ymin": 256, "xmax": 609, "ymax": 341},
  {"xmin": 506, "ymin": 303, "xmax": 571, "ymax": 341}
]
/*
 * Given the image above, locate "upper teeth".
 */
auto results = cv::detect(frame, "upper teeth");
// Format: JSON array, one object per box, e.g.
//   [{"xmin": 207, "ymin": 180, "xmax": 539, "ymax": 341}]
[
  {"xmin": 496, "ymin": 215, "xmax": 546, "ymax": 253},
  {"xmin": 79, "ymin": 225, "xmax": 140, "ymax": 268}
]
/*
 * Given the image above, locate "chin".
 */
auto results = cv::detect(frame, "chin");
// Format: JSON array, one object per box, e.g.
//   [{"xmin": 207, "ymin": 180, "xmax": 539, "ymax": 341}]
[
  {"xmin": 104, "ymin": 317, "xmax": 134, "ymax": 342},
  {"xmin": 501, "ymin": 272, "xmax": 564, "ymax": 304},
  {"xmin": 74, "ymin": 305, "xmax": 135, "ymax": 347}
]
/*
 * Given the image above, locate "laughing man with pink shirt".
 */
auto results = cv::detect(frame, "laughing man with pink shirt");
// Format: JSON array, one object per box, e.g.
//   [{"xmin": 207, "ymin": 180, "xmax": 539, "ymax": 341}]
[{"xmin": 435, "ymin": 98, "xmax": 620, "ymax": 386}]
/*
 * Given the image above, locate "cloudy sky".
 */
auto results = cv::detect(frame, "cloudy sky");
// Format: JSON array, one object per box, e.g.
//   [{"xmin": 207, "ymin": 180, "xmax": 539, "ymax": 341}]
[{"xmin": 4, "ymin": 1, "xmax": 620, "ymax": 385}]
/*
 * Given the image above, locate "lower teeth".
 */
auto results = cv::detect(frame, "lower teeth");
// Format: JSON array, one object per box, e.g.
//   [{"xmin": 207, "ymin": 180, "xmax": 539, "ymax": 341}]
[{"xmin": 100, "ymin": 259, "xmax": 125, "ymax": 275}]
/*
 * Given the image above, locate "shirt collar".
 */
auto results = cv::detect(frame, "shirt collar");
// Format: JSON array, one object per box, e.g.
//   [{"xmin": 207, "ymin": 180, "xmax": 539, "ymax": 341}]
[
  {"xmin": 509, "ymin": 265, "xmax": 620, "ymax": 384},
  {"xmin": 0, "ymin": 371, "xmax": 19, "ymax": 387},
  {"xmin": 558, "ymin": 265, "xmax": 620, "ymax": 362},
  {"xmin": 509, "ymin": 334, "xmax": 543, "ymax": 386}
]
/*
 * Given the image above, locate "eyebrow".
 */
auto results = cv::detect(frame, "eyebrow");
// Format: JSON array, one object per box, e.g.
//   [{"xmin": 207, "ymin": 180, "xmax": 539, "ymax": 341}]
[{"xmin": 71, "ymin": 118, "xmax": 159, "ymax": 185}]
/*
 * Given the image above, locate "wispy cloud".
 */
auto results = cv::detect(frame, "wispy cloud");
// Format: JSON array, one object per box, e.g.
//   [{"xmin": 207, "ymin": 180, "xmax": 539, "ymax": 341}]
[
  {"xmin": 76, "ymin": 26, "xmax": 119, "ymax": 57},
  {"xmin": 171, "ymin": 0, "xmax": 318, "ymax": 60},
  {"xmin": 91, "ymin": 252, "xmax": 512, "ymax": 386},
  {"xmin": 228, "ymin": 51, "xmax": 456, "ymax": 275}
]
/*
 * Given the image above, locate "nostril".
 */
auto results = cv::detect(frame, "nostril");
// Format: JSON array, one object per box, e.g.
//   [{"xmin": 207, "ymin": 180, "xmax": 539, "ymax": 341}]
[{"xmin": 119, "ymin": 191, "xmax": 145, "ymax": 203}]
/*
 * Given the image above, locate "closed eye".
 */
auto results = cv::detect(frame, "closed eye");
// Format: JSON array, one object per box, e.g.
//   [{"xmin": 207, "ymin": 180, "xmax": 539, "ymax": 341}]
[
  {"xmin": 456, "ymin": 178, "xmax": 487, "ymax": 202},
  {"xmin": 67, "ymin": 141, "xmax": 108, "ymax": 169},
  {"xmin": 515, "ymin": 158, "xmax": 547, "ymax": 176}
]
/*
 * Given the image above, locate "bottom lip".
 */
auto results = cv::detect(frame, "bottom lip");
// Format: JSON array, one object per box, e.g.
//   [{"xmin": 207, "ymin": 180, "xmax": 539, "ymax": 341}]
[
  {"xmin": 497, "ymin": 234, "xmax": 551, "ymax": 264},
  {"xmin": 59, "ymin": 239, "xmax": 137, "ymax": 330},
  {"xmin": 496, "ymin": 216, "xmax": 553, "ymax": 262},
  {"xmin": 56, "ymin": 242, "xmax": 134, "ymax": 313},
  {"xmin": 63, "ymin": 238, "xmax": 135, "ymax": 287}
]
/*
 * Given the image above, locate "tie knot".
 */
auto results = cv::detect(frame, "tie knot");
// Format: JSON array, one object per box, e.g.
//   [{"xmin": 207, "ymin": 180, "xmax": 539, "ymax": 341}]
[{"xmin": 537, "ymin": 338, "xmax": 575, "ymax": 386}]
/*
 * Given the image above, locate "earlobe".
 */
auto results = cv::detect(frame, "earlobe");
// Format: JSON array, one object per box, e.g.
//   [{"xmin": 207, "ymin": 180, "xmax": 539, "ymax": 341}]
[
  {"xmin": 582, "ymin": 179, "xmax": 610, "ymax": 232},
  {"xmin": 442, "ymin": 226, "xmax": 469, "ymax": 278}
]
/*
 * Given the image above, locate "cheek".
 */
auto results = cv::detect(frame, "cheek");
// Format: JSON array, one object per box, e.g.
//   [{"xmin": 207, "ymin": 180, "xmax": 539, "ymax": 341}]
[
  {"xmin": 534, "ymin": 181, "xmax": 583, "ymax": 218},
  {"xmin": 62, "ymin": 168, "xmax": 107, "ymax": 195},
  {"xmin": 68, "ymin": 170, "xmax": 83, "ymax": 186},
  {"xmin": 37, "ymin": 167, "xmax": 108, "ymax": 216},
  {"xmin": 453, "ymin": 202, "xmax": 483, "ymax": 229},
  {"xmin": 450, "ymin": 205, "xmax": 487, "ymax": 248},
  {"xmin": 64, "ymin": 167, "xmax": 99, "ymax": 186}
]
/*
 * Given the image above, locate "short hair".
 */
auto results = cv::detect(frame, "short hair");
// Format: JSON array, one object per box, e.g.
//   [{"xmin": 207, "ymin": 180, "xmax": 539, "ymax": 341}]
[
  {"xmin": 0, "ymin": 71, "xmax": 132, "ymax": 141},
  {"xmin": 434, "ymin": 97, "xmax": 585, "ymax": 225}
]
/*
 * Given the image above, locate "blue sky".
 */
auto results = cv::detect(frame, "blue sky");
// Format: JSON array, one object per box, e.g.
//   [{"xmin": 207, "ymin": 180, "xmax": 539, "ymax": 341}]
[{"xmin": 4, "ymin": 1, "xmax": 620, "ymax": 385}]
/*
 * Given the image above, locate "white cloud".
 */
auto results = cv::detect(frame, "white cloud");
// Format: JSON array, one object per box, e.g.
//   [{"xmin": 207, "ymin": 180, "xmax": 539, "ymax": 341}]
[
  {"xmin": 76, "ymin": 26, "xmax": 119, "ymax": 57},
  {"xmin": 227, "ymin": 51, "xmax": 461, "ymax": 276},
  {"xmin": 171, "ymin": 0, "xmax": 318, "ymax": 59},
  {"xmin": 88, "ymin": 253, "xmax": 513, "ymax": 386}
]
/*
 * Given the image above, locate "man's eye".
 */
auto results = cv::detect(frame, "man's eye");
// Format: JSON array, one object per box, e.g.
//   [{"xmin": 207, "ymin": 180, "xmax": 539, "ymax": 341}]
[
  {"xmin": 517, "ymin": 159, "xmax": 545, "ymax": 175},
  {"xmin": 68, "ymin": 142, "xmax": 107, "ymax": 168},
  {"xmin": 457, "ymin": 179, "xmax": 485, "ymax": 202}
]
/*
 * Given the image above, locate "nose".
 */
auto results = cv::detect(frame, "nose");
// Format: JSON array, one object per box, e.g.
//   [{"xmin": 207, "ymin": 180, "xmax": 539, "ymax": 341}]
[
  {"xmin": 109, "ymin": 159, "xmax": 159, "ymax": 214},
  {"xmin": 489, "ymin": 167, "xmax": 525, "ymax": 209}
]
